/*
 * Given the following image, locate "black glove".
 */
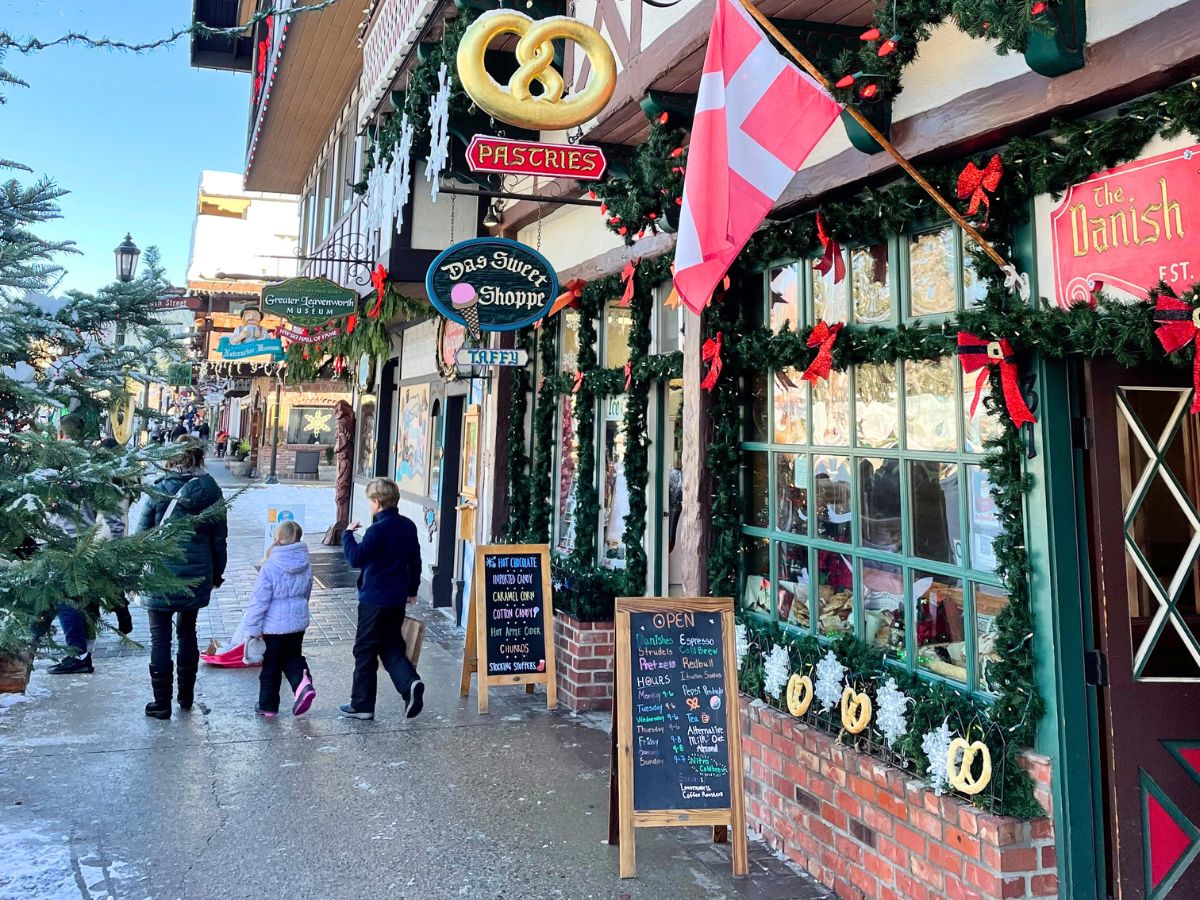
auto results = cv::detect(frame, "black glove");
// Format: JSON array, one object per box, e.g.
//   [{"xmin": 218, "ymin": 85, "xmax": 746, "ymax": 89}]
[{"xmin": 115, "ymin": 604, "xmax": 133, "ymax": 635}]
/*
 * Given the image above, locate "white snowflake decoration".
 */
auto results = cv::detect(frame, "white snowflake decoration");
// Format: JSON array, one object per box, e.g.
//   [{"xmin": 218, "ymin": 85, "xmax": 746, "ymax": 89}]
[
  {"xmin": 875, "ymin": 677, "xmax": 912, "ymax": 749},
  {"xmin": 391, "ymin": 114, "xmax": 414, "ymax": 230},
  {"xmin": 921, "ymin": 718, "xmax": 955, "ymax": 796},
  {"xmin": 813, "ymin": 649, "xmax": 846, "ymax": 713},
  {"xmin": 424, "ymin": 63, "xmax": 451, "ymax": 203},
  {"xmin": 763, "ymin": 644, "xmax": 790, "ymax": 699},
  {"xmin": 735, "ymin": 622, "xmax": 749, "ymax": 671}
]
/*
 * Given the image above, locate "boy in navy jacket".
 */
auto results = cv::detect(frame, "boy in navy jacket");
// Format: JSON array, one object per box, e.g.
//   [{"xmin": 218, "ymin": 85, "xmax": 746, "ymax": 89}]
[{"xmin": 339, "ymin": 478, "xmax": 425, "ymax": 720}]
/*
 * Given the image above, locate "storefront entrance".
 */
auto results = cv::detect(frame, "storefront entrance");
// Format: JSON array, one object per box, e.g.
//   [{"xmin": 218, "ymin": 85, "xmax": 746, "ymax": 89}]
[{"xmin": 1086, "ymin": 360, "xmax": 1200, "ymax": 899}]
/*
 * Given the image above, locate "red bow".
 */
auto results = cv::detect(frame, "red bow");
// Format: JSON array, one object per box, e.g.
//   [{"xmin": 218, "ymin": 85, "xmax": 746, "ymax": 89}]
[
  {"xmin": 618, "ymin": 258, "xmax": 640, "ymax": 307},
  {"xmin": 538, "ymin": 278, "xmax": 586, "ymax": 329},
  {"xmin": 957, "ymin": 155, "xmax": 1003, "ymax": 220},
  {"xmin": 345, "ymin": 313, "xmax": 357, "ymax": 335},
  {"xmin": 1152, "ymin": 285, "xmax": 1200, "ymax": 413},
  {"xmin": 624, "ymin": 361, "xmax": 632, "ymax": 391},
  {"xmin": 701, "ymin": 332, "xmax": 723, "ymax": 392},
  {"xmin": 572, "ymin": 370, "xmax": 584, "ymax": 394},
  {"xmin": 369, "ymin": 264, "xmax": 388, "ymax": 318},
  {"xmin": 814, "ymin": 212, "xmax": 845, "ymax": 284},
  {"xmin": 957, "ymin": 332, "xmax": 1037, "ymax": 428},
  {"xmin": 801, "ymin": 321, "xmax": 842, "ymax": 384}
]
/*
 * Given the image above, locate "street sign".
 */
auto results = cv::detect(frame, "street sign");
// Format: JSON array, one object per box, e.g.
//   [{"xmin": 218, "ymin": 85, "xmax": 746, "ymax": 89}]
[
  {"xmin": 455, "ymin": 347, "xmax": 529, "ymax": 368},
  {"xmin": 262, "ymin": 276, "xmax": 358, "ymax": 326},
  {"xmin": 465, "ymin": 135, "xmax": 607, "ymax": 180},
  {"xmin": 426, "ymin": 238, "xmax": 558, "ymax": 337}
]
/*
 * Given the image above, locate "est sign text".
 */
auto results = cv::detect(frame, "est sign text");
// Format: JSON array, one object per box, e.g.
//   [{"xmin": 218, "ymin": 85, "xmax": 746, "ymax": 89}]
[
  {"xmin": 426, "ymin": 238, "xmax": 559, "ymax": 333},
  {"xmin": 1050, "ymin": 144, "xmax": 1200, "ymax": 308},
  {"xmin": 466, "ymin": 136, "xmax": 607, "ymax": 180},
  {"xmin": 262, "ymin": 276, "xmax": 358, "ymax": 326}
]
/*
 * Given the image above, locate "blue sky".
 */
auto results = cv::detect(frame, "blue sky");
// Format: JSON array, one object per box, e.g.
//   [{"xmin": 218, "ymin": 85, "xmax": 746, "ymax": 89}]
[{"xmin": 3, "ymin": 1, "xmax": 251, "ymax": 294}]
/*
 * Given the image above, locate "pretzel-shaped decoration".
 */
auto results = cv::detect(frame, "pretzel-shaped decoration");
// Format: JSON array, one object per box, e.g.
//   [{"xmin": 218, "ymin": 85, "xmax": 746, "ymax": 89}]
[
  {"xmin": 946, "ymin": 738, "xmax": 993, "ymax": 795},
  {"xmin": 839, "ymin": 685, "xmax": 872, "ymax": 734},
  {"xmin": 786, "ymin": 673, "xmax": 814, "ymax": 717},
  {"xmin": 456, "ymin": 12, "xmax": 617, "ymax": 131}
]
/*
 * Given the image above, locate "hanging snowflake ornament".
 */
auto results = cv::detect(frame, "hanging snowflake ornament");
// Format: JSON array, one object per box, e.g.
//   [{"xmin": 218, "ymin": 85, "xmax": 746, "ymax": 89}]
[
  {"xmin": 921, "ymin": 718, "xmax": 956, "ymax": 796},
  {"xmin": 392, "ymin": 113, "xmax": 414, "ymax": 230},
  {"xmin": 814, "ymin": 650, "xmax": 846, "ymax": 713},
  {"xmin": 735, "ymin": 622, "xmax": 750, "ymax": 671},
  {"xmin": 763, "ymin": 644, "xmax": 791, "ymax": 699},
  {"xmin": 425, "ymin": 63, "xmax": 451, "ymax": 203},
  {"xmin": 875, "ymin": 677, "xmax": 912, "ymax": 749}
]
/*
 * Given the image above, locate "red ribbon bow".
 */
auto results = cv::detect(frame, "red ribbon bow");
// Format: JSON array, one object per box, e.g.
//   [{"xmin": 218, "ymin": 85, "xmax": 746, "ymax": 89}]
[
  {"xmin": 618, "ymin": 258, "xmax": 640, "ymax": 307},
  {"xmin": 345, "ymin": 313, "xmax": 357, "ymax": 334},
  {"xmin": 572, "ymin": 370, "xmax": 584, "ymax": 394},
  {"xmin": 701, "ymin": 332, "xmax": 723, "ymax": 392},
  {"xmin": 801, "ymin": 321, "xmax": 843, "ymax": 384},
  {"xmin": 814, "ymin": 212, "xmax": 845, "ymax": 284},
  {"xmin": 957, "ymin": 332, "xmax": 1037, "ymax": 428},
  {"xmin": 1152, "ymin": 285, "xmax": 1200, "ymax": 413},
  {"xmin": 623, "ymin": 361, "xmax": 633, "ymax": 391},
  {"xmin": 369, "ymin": 264, "xmax": 388, "ymax": 318},
  {"xmin": 536, "ymin": 278, "xmax": 586, "ymax": 329},
  {"xmin": 957, "ymin": 155, "xmax": 1004, "ymax": 221}
]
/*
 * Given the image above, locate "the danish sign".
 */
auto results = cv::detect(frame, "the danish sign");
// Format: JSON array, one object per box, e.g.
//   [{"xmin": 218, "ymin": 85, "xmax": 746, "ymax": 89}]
[
  {"xmin": 1050, "ymin": 144, "xmax": 1200, "ymax": 308},
  {"xmin": 466, "ymin": 136, "xmax": 607, "ymax": 180},
  {"xmin": 425, "ymin": 238, "xmax": 559, "ymax": 334}
]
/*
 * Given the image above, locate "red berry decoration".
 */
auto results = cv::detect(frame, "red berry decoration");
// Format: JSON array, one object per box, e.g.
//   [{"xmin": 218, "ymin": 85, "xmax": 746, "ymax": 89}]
[
  {"xmin": 860, "ymin": 83, "xmax": 879, "ymax": 99},
  {"xmin": 835, "ymin": 74, "xmax": 857, "ymax": 89},
  {"xmin": 588, "ymin": 190, "xmax": 597, "ymax": 199},
  {"xmin": 1030, "ymin": 1, "xmax": 1047, "ymax": 13},
  {"xmin": 637, "ymin": 229, "xmax": 645, "ymax": 239},
  {"xmin": 657, "ymin": 112, "xmax": 669, "ymax": 124},
  {"xmin": 648, "ymin": 212, "xmax": 657, "ymax": 220},
  {"xmin": 600, "ymin": 202, "xmax": 607, "ymax": 214},
  {"xmin": 860, "ymin": 27, "xmax": 881, "ymax": 41},
  {"xmin": 674, "ymin": 197, "xmax": 683, "ymax": 206},
  {"xmin": 669, "ymin": 146, "xmax": 685, "ymax": 158},
  {"xmin": 877, "ymin": 35, "xmax": 899, "ymax": 57},
  {"xmin": 618, "ymin": 226, "xmax": 628, "ymax": 235}
]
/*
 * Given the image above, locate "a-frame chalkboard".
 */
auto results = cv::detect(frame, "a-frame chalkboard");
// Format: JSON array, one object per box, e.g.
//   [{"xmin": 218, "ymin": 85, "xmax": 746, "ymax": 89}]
[
  {"xmin": 459, "ymin": 543, "xmax": 557, "ymax": 714},
  {"xmin": 612, "ymin": 596, "xmax": 747, "ymax": 878}
]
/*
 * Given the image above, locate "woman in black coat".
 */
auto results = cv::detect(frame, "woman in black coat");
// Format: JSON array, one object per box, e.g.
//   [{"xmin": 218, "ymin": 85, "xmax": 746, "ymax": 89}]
[{"xmin": 137, "ymin": 443, "xmax": 228, "ymax": 719}]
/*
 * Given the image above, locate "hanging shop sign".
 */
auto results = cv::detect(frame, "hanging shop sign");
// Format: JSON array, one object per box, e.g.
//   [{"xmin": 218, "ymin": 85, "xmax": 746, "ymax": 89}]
[
  {"xmin": 108, "ymin": 379, "xmax": 137, "ymax": 446},
  {"xmin": 456, "ymin": 11, "xmax": 617, "ymax": 131},
  {"xmin": 455, "ymin": 347, "xmax": 529, "ymax": 368},
  {"xmin": 167, "ymin": 363, "xmax": 193, "ymax": 387},
  {"xmin": 1050, "ymin": 143, "xmax": 1200, "ymax": 309},
  {"xmin": 459, "ymin": 543, "xmax": 557, "ymax": 714},
  {"xmin": 611, "ymin": 596, "xmax": 748, "ymax": 879},
  {"xmin": 466, "ymin": 136, "xmax": 607, "ymax": 181},
  {"xmin": 216, "ymin": 335, "xmax": 285, "ymax": 361},
  {"xmin": 276, "ymin": 323, "xmax": 340, "ymax": 344},
  {"xmin": 426, "ymin": 238, "xmax": 559, "ymax": 339},
  {"xmin": 225, "ymin": 378, "xmax": 252, "ymax": 399},
  {"xmin": 436, "ymin": 317, "xmax": 469, "ymax": 381},
  {"xmin": 262, "ymin": 276, "xmax": 358, "ymax": 326}
]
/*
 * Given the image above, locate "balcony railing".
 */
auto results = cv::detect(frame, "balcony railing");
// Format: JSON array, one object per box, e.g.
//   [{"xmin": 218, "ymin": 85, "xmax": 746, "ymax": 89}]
[{"xmin": 302, "ymin": 196, "xmax": 377, "ymax": 293}]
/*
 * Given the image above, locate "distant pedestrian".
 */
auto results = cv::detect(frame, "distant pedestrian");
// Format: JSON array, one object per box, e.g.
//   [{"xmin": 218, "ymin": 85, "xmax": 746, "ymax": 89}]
[
  {"xmin": 338, "ymin": 478, "xmax": 424, "ymax": 721},
  {"xmin": 215, "ymin": 430, "xmax": 228, "ymax": 458},
  {"xmin": 242, "ymin": 520, "xmax": 316, "ymax": 718},
  {"xmin": 169, "ymin": 420, "xmax": 187, "ymax": 441},
  {"xmin": 137, "ymin": 441, "xmax": 227, "ymax": 720},
  {"xmin": 198, "ymin": 421, "xmax": 210, "ymax": 443}
]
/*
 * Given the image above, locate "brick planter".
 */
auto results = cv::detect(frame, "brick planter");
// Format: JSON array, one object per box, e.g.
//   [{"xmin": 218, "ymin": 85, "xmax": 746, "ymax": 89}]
[
  {"xmin": 741, "ymin": 697, "xmax": 1057, "ymax": 899},
  {"xmin": 0, "ymin": 651, "xmax": 32, "ymax": 694},
  {"xmin": 552, "ymin": 612, "xmax": 615, "ymax": 713}
]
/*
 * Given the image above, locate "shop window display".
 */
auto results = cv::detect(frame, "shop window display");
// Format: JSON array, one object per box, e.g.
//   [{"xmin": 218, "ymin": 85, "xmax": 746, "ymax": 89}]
[
  {"xmin": 769, "ymin": 264, "xmax": 800, "ymax": 333},
  {"xmin": 741, "ymin": 252, "xmax": 1007, "ymax": 696},
  {"xmin": 555, "ymin": 394, "xmax": 579, "ymax": 553},
  {"xmin": 603, "ymin": 299, "xmax": 633, "ymax": 370},
  {"xmin": 601, "ymin": 395, "xmax": 629, "ymax": 569}
]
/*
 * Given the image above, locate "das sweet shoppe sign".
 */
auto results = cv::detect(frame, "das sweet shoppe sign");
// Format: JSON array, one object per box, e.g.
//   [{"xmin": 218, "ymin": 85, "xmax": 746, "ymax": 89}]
[
  {"xmin": 1051, "ymin": 144, "xmax": 1199, "ymax": 308},
  {"xmin": 426, "ymin": 238, "xmax": 558, "ymax": 339}
]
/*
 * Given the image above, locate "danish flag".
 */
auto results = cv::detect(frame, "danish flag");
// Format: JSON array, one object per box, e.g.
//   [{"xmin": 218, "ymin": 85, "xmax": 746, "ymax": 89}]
[{"xmin": 673, "ymin": 0, "xmax": 842, "ymax": 314}]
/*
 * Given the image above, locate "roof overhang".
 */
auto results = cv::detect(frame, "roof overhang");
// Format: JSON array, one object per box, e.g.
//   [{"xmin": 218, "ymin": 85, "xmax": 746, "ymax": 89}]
[{"xmin": 191, "ymin": 0, "xmax": 256, "ymax": 71}]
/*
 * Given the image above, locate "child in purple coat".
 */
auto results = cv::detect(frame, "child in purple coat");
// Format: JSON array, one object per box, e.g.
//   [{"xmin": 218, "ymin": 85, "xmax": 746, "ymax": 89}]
[{"xmin": 243, "ymin": 521, "xmax": 316, "ymax": 717}]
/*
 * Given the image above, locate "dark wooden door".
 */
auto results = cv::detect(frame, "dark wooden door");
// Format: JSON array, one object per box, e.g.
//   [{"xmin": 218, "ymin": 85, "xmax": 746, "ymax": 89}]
[{"xmin": 1086, "ymin": 359, "xmax": 1200, "ymax": 899}]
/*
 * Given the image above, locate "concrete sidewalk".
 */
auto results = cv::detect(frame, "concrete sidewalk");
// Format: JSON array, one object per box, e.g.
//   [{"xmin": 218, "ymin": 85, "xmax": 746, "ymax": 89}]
[{"xmin": 0, "ymin": 476, "xmax": 833, "ymax": 900}]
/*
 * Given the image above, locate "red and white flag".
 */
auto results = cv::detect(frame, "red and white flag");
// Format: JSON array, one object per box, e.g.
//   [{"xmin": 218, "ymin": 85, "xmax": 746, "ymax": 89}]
[{"xmin": 673, "ymin": 0, "xmax": 841, "ymax": 314}]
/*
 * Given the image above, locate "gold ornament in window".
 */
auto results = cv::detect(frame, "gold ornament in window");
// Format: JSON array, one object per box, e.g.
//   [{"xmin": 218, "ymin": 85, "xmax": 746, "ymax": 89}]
[
  {"xmin": 786, "ymin": 673, "xmax": 813, "ymax": 717},
  {"xmin": 839, "ymin": 685, "xmax": 872, "ymax": 734},
  {"xmin": 946, "ymin": 737, "xmax": 992, "ymax": 795},
  {"xmin": 456, "ymin": 11, "xmax": 617, "ymax": 131}
]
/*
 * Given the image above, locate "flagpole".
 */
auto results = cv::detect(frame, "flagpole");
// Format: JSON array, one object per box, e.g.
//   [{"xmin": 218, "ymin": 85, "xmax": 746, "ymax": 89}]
[{"xmin": 737, "ymin": 0, "xmax": 1009, "ymax": 271}]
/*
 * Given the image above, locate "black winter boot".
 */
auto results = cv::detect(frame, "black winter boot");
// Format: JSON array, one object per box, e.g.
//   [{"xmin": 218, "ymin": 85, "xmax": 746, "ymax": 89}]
[
  {"xmin": 145, "ymin": 664, "xmax": 173, "ymax": 720},
  {"xmin": 177, "ymin": 664, "xmax": 197, "ymax": 710}
]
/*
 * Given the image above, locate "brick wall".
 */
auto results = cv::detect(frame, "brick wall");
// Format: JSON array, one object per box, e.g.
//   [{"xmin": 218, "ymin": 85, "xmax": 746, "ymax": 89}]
[
  {"xmin": 267, "ymin": 443, "xmax": 334, "ymax": 481},
  {"xmin": 741, "ymin": 697, "xmax": 1057, "ymax": 899},
  {"xmin": 553, "ymin": 612, "xmax": 615, "ymax": 713}
]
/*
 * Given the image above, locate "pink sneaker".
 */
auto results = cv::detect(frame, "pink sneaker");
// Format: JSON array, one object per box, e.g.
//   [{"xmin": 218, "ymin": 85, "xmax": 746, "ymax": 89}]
[{"xmin": 293, "ymin": 673, "xmax": 316, "ymax": 717}]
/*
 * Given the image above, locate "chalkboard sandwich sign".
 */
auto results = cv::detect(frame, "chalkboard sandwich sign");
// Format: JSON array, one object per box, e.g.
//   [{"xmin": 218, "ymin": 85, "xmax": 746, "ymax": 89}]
[
  {"xmin": 460, "ymin": 544, "xmax": 557, "ymax": 714},
  {"xmin": 612, "ymin": 596, "xmax": 747, "ymax": 879}
]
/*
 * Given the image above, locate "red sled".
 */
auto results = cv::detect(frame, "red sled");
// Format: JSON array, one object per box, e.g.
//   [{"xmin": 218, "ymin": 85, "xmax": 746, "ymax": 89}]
[{"xmin": 200, "ymin": 640, "xmax": 261, "ymax": 668}]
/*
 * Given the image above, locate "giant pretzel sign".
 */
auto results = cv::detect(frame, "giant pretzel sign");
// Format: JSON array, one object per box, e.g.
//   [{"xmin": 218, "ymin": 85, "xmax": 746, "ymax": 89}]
[{"xmin": 456, "ymin": 11, "xmax": 617, "ymax": 131}]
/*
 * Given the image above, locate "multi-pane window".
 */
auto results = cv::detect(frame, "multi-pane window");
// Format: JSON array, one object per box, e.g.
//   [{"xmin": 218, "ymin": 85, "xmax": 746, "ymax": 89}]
[{"xmin": 741, "ymin": 227, "xmax": 1009, "ymax": 696}]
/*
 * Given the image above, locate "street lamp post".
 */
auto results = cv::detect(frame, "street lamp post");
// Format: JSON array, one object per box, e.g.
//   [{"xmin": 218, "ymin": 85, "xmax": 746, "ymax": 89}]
[
  {"xmin": 114, "ymin": 234, "xmax": 141, "ymax": 283},
  {"xmin": 265, "ymin": 374, "xmax": 282, "ymax": 484}
]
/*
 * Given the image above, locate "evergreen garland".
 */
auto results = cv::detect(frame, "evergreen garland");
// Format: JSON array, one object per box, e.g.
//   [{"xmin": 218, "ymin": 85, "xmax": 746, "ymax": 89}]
[
  {"xmin": 503, "ymin": 329, "xmax": 533, "ymax": 541},
  {"xmin": 569, "ymin": 289, "xmax": 602, "ymax": 566},
  {"xmin": 620, "ymin": 271, "xmax": 653, "ymax": 591},
  {"xmin": 591, "ymin": 116, "xmax": 688, "ymax": 244},
  {"xmin": 528, "ymin": 318, "xmax": 559, "ymax": 543}
]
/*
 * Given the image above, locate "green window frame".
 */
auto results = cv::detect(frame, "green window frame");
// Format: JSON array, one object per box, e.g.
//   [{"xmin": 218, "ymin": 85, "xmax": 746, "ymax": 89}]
[{"xmin": 741, "ymin": 226, "xmax": 1009, "ymax": 698}]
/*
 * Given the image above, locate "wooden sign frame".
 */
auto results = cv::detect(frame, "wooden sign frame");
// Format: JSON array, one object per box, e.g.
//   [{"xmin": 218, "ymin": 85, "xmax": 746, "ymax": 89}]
[
  {"xmin": 459, "ymin": 543, "xmax": 557, "ymax": 714},
  {"xmin": 613, "ymin": 596, "xmax": 747, "ymax": 879}
]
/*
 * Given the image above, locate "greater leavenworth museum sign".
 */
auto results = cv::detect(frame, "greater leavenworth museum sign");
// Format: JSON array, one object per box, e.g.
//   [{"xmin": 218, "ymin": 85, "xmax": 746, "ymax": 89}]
[
  {"xmin": 426, "ymin": 238, "xmax": 558, "ymax": 338},
  {"xmin": 1051, "ymin": 144, "xmax": 1199, "ymax": 308},
  {"xmin": 262, "ymin": 277, "xmax": 358, "ymax": 326}
]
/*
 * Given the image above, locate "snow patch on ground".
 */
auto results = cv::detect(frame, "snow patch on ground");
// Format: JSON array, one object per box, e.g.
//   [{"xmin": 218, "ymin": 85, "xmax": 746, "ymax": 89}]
[
  {"xmin": 0, "ymin": 668, "xmax": 49, "ymax": 713},
  {"xmin": 0, "ymin": 823, "xmax": 140, "ymax": 899}
]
